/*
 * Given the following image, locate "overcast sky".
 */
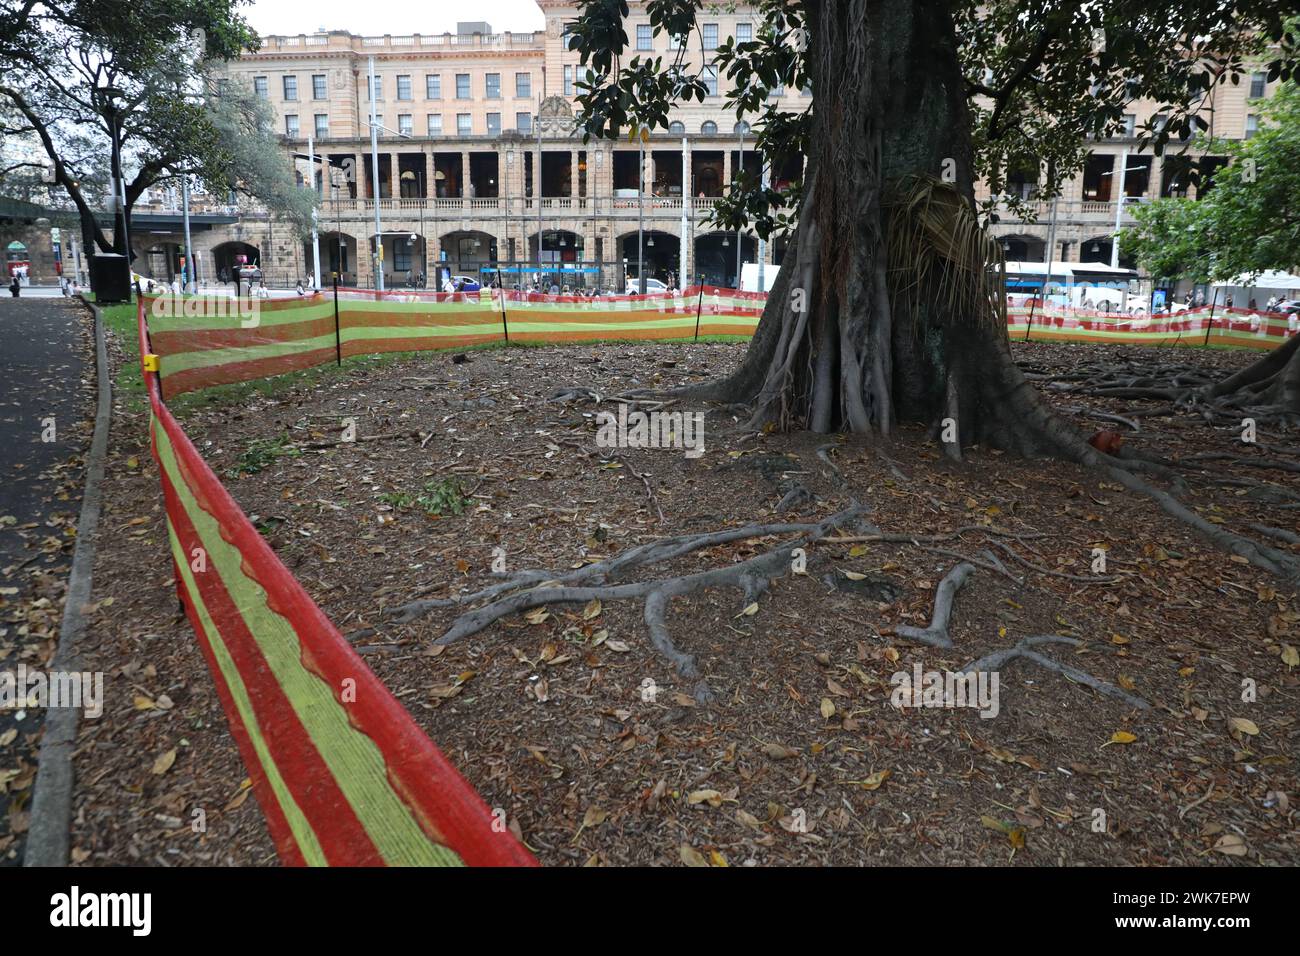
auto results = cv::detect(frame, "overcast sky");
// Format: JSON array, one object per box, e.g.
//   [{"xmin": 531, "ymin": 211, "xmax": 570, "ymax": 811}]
[{"xmin": 244, "ymin": 0, "xmax": 546, "ymax": 36}]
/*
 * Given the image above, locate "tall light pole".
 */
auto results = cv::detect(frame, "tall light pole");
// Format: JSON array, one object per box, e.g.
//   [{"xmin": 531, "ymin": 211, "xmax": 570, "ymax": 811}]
[
  {"xmin": 308, "ymin": 131, "xmax": 322, "ymax": 290},
  {"xmin": 637, "ymin": 135, "xmax": 645, "ymax": 294},
  {"xmin": 368, "ymin": 56, "xmax": 384, "ymax": 290},
  {"xmin": 735, "ymin": 123, "xmax": 744, "ymax": 287},
  {"xmin": 679, "ymin": 135, "xmax": 689, "ymax": 289},
  {"xmin": 757, "ymin": 155, "xmax": 769, "ymax": 291},
  {"xmin": 1110, "ymin": 148, "xmax": 1128, "ymax": 269},
  {"xmin": 181, "ymin": 174, "xmax": 194, "ymax": 290}
]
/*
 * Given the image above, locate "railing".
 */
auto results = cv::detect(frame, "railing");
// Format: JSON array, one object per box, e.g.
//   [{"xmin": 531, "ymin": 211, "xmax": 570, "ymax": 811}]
[
  {"xmin": 261, "ymin": 32, "xmax": 542, "ymax": 52},
  {"xmin": 994, "ymin": 196, "xmax": 1155, "ymax": 222},
  {"xmin": 316, "ymin": 195, "xmax": 758, "ymax": 219}
]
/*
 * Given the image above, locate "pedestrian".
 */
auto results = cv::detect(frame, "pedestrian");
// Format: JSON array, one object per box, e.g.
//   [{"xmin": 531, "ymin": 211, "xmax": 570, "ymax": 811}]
[
  {"xmin": 296, "ymin": 279, "xmax": 305, "ymax": 296},
  {"xmin": 9, "ymin": 275, "xmax": 19, "ymax": 297}
]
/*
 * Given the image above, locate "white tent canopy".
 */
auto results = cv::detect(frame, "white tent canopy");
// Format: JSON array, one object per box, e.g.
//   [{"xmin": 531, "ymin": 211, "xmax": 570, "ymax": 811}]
[{"xmin": 1212, "ymin": 270, "xmax": 1300, "ymax": 291}]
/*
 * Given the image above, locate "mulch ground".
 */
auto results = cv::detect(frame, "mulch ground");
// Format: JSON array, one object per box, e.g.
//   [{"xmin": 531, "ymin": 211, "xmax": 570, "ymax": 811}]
[{"xmin": 68, "ymin": 332, "xmax": 1299, "ymax": 867}]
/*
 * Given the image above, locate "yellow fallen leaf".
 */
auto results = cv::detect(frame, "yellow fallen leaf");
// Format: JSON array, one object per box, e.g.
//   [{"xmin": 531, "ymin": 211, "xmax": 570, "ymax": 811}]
[
  {"xmin": 1281, "ymin": 644, "xmax": 1298, "ymax": 668},
  {"xmin": 133, "ymin": 695, "xmax": 156, "ymax": 711},
  {"xmin": 848, "ymin": 544, "xmax": 868, "ymax": 557},
  {"xmin": 1228, "ymin": 717, "xmax": 1259, "ymax": 736},
  {"xmin": 709, "ymin": 849, "xmax": 729, "ymax": 867},
  {"xmin": 820, "ymin": 697, "xmax": 836, "ymax": 719},
  {"xmin": 583, "ymin": 598, "xmax": 602, "ymax": 620},
  {"xmin": 736, "ymin": 602, "xmax": 759, "ymax": 618},
  {"xmin": 1102, "ymin": 731, "xmax": 1137, "ymax": 748},
  {"xmin": 151, "ymin": 749, "xmax": 177, "ymax": 775},
  {"xmin": 524, "ymin": 607, "xmax": 550, "ymax": 624},
  {"xmin": 1213, "ymin": 833, "xmax": 1248, "ymax": 857},
  {"xmin": 860, "ymin": 769, "xmax": 891, "ymax": 791},
  {"xmin": 679, "ymin": 844, "xmax": 709, "ymax": 867},
  {"xmin": 687, "ymin": 789, "xmax": 723, "ymax": 807}
]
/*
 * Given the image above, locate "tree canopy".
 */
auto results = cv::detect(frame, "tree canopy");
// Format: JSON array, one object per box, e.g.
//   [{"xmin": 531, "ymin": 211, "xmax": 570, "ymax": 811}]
[
  {"xmin": 1121, "ymin": 80, "xmax": 1300, "ymax": 281},
  {"xmin": 0, "ymin": 0, "xmax": 315, "ymax": 254},
  {"xmin": 566, "ymin": 0, "xmax": 1300, "ymax": 237}
]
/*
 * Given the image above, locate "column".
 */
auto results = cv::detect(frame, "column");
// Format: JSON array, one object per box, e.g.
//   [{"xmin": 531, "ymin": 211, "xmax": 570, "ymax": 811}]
[
  {"xmin": 461, "ymin": 150, "xmax": 471, "ymax": 199},
  {"xmin": 570, "ymin": 149, "xmax": 579, "ymax": 200}
]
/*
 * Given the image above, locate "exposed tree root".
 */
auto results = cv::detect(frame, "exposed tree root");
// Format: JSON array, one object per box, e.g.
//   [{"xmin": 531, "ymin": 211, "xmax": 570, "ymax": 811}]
[
  {"xmin": 964, "ymin": 636, "xmax": 1151, "ymax": 711},
  {"xmin": 892, "ymin": 562, "xmax": 975, "ymax": 647},
  {"xmin": 362, "ymin": 506, "xmax": 874, "ymax": 703},
  {"xmin": 891, "ymin": 562, "xmax": 1149, "ymax": 710}
]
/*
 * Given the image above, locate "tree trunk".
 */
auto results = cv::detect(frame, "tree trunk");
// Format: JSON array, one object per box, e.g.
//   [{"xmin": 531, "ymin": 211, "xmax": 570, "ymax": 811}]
[{"xmin": 697, "ymin": 0, "xmax": 1073, "ymax": 458}]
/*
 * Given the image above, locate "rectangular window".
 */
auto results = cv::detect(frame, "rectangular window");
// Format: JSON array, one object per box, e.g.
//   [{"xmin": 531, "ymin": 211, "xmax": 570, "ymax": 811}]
[
  {"xmin": 1249, "ymin": 72, "xmax": 1267, "ymax": 99},
  {"xmin": 427, "ymin": 114, "xmax": 442, "ymax": 136},
  {"xmin": 1121, "ymin": 113, "xmax": 1136, "ymax": 137},
  {"xmin": 426, "ymin": 74, "xmax": 441, "ymax": 99},
  {"xmin": 516, "ymin": 111, "xmax": 531, "ymax": 132},
  {"xmin": 486, "ymin": 112, "xmax": 501, "ymax": 135},
  {"xmin": 636, "ymin": 25, "xmax": 653, "ymax": 50},
  {"xmin": 702, "ymin": 23, "xmax": 718, "ymax": 50},
  {"xmin": 456, "ymin": 73, "xmax": 470, "ymax": 98},
  {"xmin": 563, "ymin": 65, "xmax": 573, "ymax": 96},
  {"xmin": 284, "ymin": 114, "xmax": 299, "ymax": 136},
  {"xmin": 457, "ymin": 113, "xmax": 472, "ymax": 135},
  {"xmin": 486, "ymin": 73, "xmax": 501, "ymax": 98},
  {"xmin": 370, "ymin": 75, "xmax": 382, "ymax": 101},
  {"xmin": 1245, "ymin": 114, "xmax": 1258, "ymax": 139},
  {"xmin": 398, "ymin": 113, "xmax": 412, "ymax": 136},
  {"xmin": 312, "ymin": 74, "xmax": 327, "ymax": 99},
  {"xmin": 515, "ymin": 72, "xmax": 531, "ymax": 97},
  {"xmin": 397, "ymin": 75, "xmax": 412, "ymax": 100},
  {"xmin": 736, "ymin": 23, "xmax": 752, "ymax": 43},
  {"xmin": 703, "ymin": 66, "xmax": 718, "ymax": 96},
  {"xmin": 283, "ymin": 75, "xmax": 298, "ymax": 100},
  {"xmin": 314, "ymin": 113, "xmax": 328, "ymax": 138},
  {"xmin": 253, "ymin": 76, "xmax": 268, "ymax": 98}
]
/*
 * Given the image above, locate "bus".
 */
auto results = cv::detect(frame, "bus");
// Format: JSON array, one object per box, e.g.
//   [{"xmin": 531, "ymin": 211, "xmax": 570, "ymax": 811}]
[{"xmin": 1004, "ymin": 260, "xmax": 1140, "ymax": 313}]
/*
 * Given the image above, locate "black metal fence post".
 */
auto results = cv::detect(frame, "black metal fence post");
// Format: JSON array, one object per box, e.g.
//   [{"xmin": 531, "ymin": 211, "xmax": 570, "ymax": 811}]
[
  {"xmin": 1203, "ymin": 287, "xmax": 1220, "ymax": 347},
  {"xmin": 497, "ymin": 267, "xmax": 509, "ymax": 343},
  {"xmin": 332, "ymin": 272, "xmax": 342, "ymax": 366},
  {"xmin": 693, "ymin": 275, "xmax": 705, "ymax": 342}
]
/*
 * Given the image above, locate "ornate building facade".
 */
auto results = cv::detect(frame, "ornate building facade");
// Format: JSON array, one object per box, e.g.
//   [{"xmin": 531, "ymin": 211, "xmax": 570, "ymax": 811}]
[{"xmin": 133, "ymin": 2, "xmax": 1280, "ymax": 290}]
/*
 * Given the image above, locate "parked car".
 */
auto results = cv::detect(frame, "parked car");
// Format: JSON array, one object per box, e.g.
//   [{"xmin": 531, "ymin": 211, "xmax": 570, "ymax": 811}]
[
  {"xmin": 449, "ymin": 275, "xmax": 481, "ymax": 292},
  {"xmin": 625, "ymin": 277, "xmax": 669, "ymax": 295}
]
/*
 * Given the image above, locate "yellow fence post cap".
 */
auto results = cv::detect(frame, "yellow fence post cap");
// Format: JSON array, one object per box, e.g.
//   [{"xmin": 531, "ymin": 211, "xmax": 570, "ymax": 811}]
[{"xmin": 143, "ymin": 353, "xmax": 160, "ymax": 372}]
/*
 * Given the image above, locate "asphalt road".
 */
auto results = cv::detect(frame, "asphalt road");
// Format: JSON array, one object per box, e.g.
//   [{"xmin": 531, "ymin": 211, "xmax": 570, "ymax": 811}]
[{"xmin": 0, "ymin": 295, "xmax": 89, "ymax": 865}]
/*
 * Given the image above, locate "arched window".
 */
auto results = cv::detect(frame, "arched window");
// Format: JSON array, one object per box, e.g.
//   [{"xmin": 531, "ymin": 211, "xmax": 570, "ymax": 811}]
[
  {"xmin": 734, "ymin": 121, "xmax": 750, "ymax": 135},
  {"xmin": 668, "ymin": 121, "xmax": 685, "ymax": 134},
  {"xmin": 701, "ymin": 120, "xmax": 717, "ymax": 135}
]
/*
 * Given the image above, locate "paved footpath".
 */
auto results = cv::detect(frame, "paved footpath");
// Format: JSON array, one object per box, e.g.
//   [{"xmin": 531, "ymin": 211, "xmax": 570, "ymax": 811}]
[{"xmin": 0, "ymin": 295, "xmax": 90, "ymax": 865}]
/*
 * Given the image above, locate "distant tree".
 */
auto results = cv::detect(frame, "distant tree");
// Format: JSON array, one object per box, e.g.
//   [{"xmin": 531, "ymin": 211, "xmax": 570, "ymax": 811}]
[
  {"xmin": 1122, "ymin": 81, "xmax": 1300, "ymax": 282},
  {"xmin": 0, "ymin": 0, "xmax": 314, "ymax": 263}
]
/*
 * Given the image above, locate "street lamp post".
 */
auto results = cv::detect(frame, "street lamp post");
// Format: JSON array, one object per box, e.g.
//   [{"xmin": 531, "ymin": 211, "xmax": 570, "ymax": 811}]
[
  {"xmin": 308, "ymin": 132, "xmax": 321, "ymax": 290},
  {"xmin": 367, "ymin": 56, "xmax": 385, "ymax": 290},
  {"xmin": 735, "ymin": 123, "xmax": 744, "ymax": 288},
  {"xmin": 637, "ymin": 136, "xmax": 645, "ymax": 294},
  {"xmin": 181, "ymin": 174, "xmax": 194, "ymax": 291}
]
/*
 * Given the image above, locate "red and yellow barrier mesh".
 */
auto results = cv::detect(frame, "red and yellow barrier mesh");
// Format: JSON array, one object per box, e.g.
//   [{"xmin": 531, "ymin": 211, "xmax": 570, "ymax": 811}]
[
  {"xmin": 144, "ymin": 289, "xmax": 1297, "ymax": 399},
  {"xmin": 142, "ymin": 286, "xmax": 764, "ymax": 398},
  {"xmin": 1010, "ymin": 304, "xmax": 1297, "ymax": 349},
  {"xmin": 138, "ymin": 300, "xmax": 537, "ymax": 867}
]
